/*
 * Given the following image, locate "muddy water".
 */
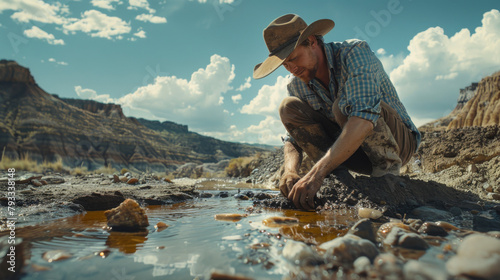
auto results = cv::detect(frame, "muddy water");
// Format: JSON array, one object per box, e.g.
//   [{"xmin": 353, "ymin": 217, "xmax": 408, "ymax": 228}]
[{"xmin": 5, "ymin": 180, "xmax": 358, "ymax": 280}]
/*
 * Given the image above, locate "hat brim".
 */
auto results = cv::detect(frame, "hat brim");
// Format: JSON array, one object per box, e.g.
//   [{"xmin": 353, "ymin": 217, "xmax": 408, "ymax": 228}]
[{"xmin": 253, "ymin": 19, "xmax": 335, "ymax": 80}]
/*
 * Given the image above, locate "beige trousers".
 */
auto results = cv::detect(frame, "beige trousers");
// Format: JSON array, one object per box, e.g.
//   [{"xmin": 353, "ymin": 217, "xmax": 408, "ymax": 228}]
[{"xmin": 279, "ymin": 96, "xmax": 417, "ymax": 176}]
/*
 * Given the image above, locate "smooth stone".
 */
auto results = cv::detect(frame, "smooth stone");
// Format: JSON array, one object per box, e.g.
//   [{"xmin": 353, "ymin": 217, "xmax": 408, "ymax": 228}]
[
  {"xmin": 113, "ymin": 174, "xmax": 120, "ymax": 183},
  {"xmin": 473, "ymin": 210, "xmax": 500, "ymax": 232},
  {"xmin": 348, "ymin": 218, "xmax": 376, "ymax": 244},
  {"xmin": 319, "ymin": 234, "xmax": 379, "ymax": 263},
  {"xmin": 404, "ymin": 260, "xmax": 449, "ymax": 280},
  {"xmin": 254, "ymin": 192, "xmax": 274, "ymax": 200},
  {"xmin": 282, "ymin": 240, "xmax": 322, "ymax": 266},
  {"xmin": 358, "ymin": 207, "xmax": 383, "ymax": 220},
  {"xmin": 353, "ymin": 256, "xmax": 371, "ymax": 275},
  {"xmin": 384, "ymin": 227, "xmax": 429, "ymax": 250},
  {"xmin": 119, "ymin": 176, "xmax": 128, "ymax": 182},
  {"xmin": 373, "ymin": 253, "xmax": 404, "ymax": 278},
  {"xmin": 411, "ymin": 206, "xmax": 453, "ymax": 221},
  {"xmin": 126, "ymin": 178, "xmax": 139, "ymax": 185},
  {"xmin": 42, "ymin": 176, "xmax": 65, "ymax": 184},
  {"xmin": 446, "ymin": 234, "xmax": 500, "ymax": 279},
  {"xmin": 378, "ymin": 222, "xmax": 413, "ymax": 239},
  {"xmin": 155, "ymin": 222, "xmax": 169, "ymax": 231},
  {"xmin": 418, "ymin": 222, "xmax": 448, "ymax": 237}
]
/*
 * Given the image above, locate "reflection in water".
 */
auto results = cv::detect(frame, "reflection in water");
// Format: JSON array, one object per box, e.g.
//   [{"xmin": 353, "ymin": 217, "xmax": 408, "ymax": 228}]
[
  {"xmin": 0, "ymin": 185, "xmax": 363, "ymax": 279},
  {"xmin": 105, "ymin": 230, "xmax": 148, "ymax": 254}
]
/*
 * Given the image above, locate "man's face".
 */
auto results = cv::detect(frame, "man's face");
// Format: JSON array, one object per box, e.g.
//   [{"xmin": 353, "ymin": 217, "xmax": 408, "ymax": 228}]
[{"xmin": 282, "ymin": 43, "xmax": 319, "ymax": 83}]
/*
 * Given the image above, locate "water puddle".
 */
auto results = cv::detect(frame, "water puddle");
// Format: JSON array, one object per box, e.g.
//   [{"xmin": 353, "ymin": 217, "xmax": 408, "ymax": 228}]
[{"xmin": 2, "ymin": 181, "xmax": 359, "ymax": 280}]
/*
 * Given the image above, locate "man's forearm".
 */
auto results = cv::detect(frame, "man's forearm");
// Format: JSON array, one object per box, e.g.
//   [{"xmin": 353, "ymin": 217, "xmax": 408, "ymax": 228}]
[
  {"xmin": 308, "ymin": 116, "xmax": 374, "ymax": 178},
  {"xmin": 283, "ymin": 141, "xmax": 303, "ymax": 174}
]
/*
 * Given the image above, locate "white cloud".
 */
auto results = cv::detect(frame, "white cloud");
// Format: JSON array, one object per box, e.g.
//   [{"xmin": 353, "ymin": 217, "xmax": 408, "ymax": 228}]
[
  {"xmin": 63, "ymin": 10, "xmax": 131, "ymax": 40},
  {"xmin": 24, "ymin": 26, "xmax": 64, "ymax": 45},
  {"xmin": 134, "ymin": 29, "xmax": 146, "ymax": 38},
  {"xmin": 385, "ymin": 9, "xmax": 500, "ymax": 122},
  {"xmin": 1, "ymin": 0, "xmax": 68, "ymax": 25},
  {"xmin": 241, "ymin": 75, "xmax": 291, "ymax": 116},
  {"xmin": 135, "ymin": 13, "xmax": 167, "ymax": 24},
  {"xmin": 48, "ymin": 57, "xmax": 68, "ymax": 65},
  {"xmin": 118, "ymin": 54, "xmax": 235, "ymax": 131},
  {"xmin": 91, "ymin": 0, "xmax": 122, "ymax": 10},
  {"xmin": 75, "ymin": 86, "xmax": 114, "ymax": 103},
  {"xmin": 231, "ymin": 94, "xmax": 242, "ymax": 104},
  {"xmin": 376, "ymin": 48, "xmax": 386, "ymax": 55},
  {"xmin": 235, "ymin": 76, "xmax": 251, "ymax": 91},
  {"xmin": 128, "ymin": 0, "xmax": 155, "ymax": 13}
]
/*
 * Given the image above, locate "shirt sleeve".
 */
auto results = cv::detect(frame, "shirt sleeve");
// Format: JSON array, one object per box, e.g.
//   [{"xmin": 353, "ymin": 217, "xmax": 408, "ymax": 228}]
[{"xmin": 338, "ymin": 41, "xmax": 382, "ymax": 125}]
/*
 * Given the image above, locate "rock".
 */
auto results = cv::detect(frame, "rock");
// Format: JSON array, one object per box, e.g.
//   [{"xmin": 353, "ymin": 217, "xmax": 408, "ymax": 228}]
[
  {"xmin": 234, "ymin": 194, "xmax": 249, "ymax": 200},
  {"xmin": 113, "ymin": 175, "xmax": 120, "ymax": 183},
  {"xmin": 404, "ymin": 260, "xmax": 450, "ymax": 280},
  {"xmin": 282, "ymin": 240, "xmax": 322, "ymax": 266},
  {"xmin": 411, "ymin": 206, "xmax": 453, "ymax": 222},
  {"xmin": 483, "ymin": 182, "xmax": 493, "ymax": 192},
  {"xmin": 209, "ymin": 271, "xmax": 254, "ymax": 280},
  {"xmin": 377, "ymin": 222, "xmax": 413, "ymax": 239},
  {"xmin": 373, "ymin": 253, "xmax": 404, "ymax": 278},
  {"xmin": 214, "ymin": 213, "xmax": 248, "ymax": 222},
  {"xmin": 384, "ymin": 227, "xmax": 429, "ymax": 250},
  {"xmin": 319, "ymin": 234, "xmax": 379, "ymax": 263},
  {"xmin": 357, "ymin": 207, "xmax": 383, "ymax": 220},
  {"xmin": 487, "ymin": 193, "xmax": 500, "ymax": 200},
  {"xmin": 418, "ymin": 222, "xmax": 448, "ymax": 237},
  {"xmin": 31, "ymin": 179, "xmax": 43, "ymax": 187},
  {"xmin": 119, "ymin": 176, "xmax": 128, "ymax": 182},
  {"xmin": 155, "ymin": 222, "xmax": 169, "ymax": 232},
  {"xmin": 104, "ymin": 198, "xmax": 149, "ymax": 231},
  {"xmin": 434, "ymin": 221, "xmax": 459, "ymax": 232},
  {"xmin": 126, "ymin": 178, "xmax": 139, "ymax": 185},
  {"xmin": 348, "ymin": 218, "xmax": 376, "ymax": 244},
  {"xmin": 254, "ymin": 192, "xmax": 274, "ymax": 200},
  {"xmin": 473, "ymin": 210, "xmax": 500, "ymax": 232},
  {"xmin": 218, "ymin": 191, "xmax": 229, "ymax": 198},
  {"xmin": 353, "ymin": 256, "xmax": 371, "ymax": 275},
  {"xmin": 200, "ymin": 192, "xmax": 213, "ymax": 198},
  {"xmin": 446, "ymin": 233, "xmax": 500, "ymax": 279},
  {"xmin": 42, "ymin": 176, "xmax": 65, "ymax": 184}
]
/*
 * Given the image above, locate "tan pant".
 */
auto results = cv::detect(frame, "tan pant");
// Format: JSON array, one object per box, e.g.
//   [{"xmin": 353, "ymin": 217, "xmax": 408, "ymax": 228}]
[{"xmin": 279, "ymin": 97, "xmax": 417, "ymax": 176}]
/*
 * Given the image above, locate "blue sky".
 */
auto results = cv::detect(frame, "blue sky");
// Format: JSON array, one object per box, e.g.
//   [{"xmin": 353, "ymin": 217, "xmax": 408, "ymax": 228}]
[{"xmin": 1, "ymin": 0, "xmax": 499, "ymax": 145}]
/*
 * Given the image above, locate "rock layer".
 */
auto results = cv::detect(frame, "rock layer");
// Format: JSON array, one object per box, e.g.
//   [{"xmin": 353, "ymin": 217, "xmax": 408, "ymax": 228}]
[{"xmin": 448, "ymin": 71, "xmax": 500, "ymax": 129}]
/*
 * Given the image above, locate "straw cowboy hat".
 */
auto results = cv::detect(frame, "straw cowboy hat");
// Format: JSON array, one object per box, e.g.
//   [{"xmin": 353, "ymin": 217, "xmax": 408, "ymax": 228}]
[{"xmin": 253, "ymin": 14, "xmax": 335, "ymax": 79}]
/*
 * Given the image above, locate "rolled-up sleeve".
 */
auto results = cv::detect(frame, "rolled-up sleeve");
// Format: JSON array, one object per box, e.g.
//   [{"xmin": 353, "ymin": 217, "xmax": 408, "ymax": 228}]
[{"xmin": 338, "ymin": 41, "xmax": 382, "ymax": 125}]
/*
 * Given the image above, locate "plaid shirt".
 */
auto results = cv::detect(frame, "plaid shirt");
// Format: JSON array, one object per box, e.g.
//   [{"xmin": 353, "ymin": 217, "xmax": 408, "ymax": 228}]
[{"xmin": 286, "ymin": 39, "xmax": 421, "ymax": 150}]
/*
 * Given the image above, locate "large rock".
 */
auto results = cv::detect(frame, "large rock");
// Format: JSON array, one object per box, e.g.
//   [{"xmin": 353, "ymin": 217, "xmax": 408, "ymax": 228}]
[{"xmin": 104, "ymin": 198, "xmax": 149, "ymax": 231}]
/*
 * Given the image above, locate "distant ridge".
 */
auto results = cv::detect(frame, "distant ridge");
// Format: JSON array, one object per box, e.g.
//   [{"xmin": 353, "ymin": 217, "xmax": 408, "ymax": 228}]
[{"xmin": 0, "ymin": 60, "xmax": 274, "ymax": 172}]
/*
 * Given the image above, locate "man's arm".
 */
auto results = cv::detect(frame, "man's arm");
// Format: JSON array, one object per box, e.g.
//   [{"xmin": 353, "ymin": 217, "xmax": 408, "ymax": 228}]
[
  {"xmin": 288, "ymin": 116, "xmax": 373, "ymax": 210},
  {"xmin": 279, "ymin": 141, "xmax": 303, "ymax": 197}
]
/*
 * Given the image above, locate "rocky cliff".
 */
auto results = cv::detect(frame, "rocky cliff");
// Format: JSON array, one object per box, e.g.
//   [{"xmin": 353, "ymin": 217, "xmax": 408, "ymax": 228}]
[
  {"xmin": 448, "ymin": 71, "xmax": 500, "ymax": 129},
  {"xmin": 455, "ymin": 82, "xmax": 478, "ymax": 111},
  {"xmin": 0, "ymin": 60, "xmax": 271, "ymax": 172}
]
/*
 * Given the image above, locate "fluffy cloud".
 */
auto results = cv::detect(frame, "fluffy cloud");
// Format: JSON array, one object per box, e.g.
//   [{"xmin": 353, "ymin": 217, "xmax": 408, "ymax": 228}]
[
  {"xmin": 75, "ymin": 86, "xmax": 114, "ymax": 103},
  {"xmin": 241, "ymin": 75, "xmax": 291, "ymax": 116},
  {"xmin": 235, "ymin": 76, "xmax": 251, "ymax": 91},
  {"xmin": 231, "ymin": 94, "xmax": 242, "ymax": 104},
  {"xmin": 135, "ymin": 13, "xmax": 167, "ymax": 24},
  {"xmin": 63, "ymin": 10, "xmax": 131, "ymax": 39},
  {"xmin": 24, "ymin": 26, "xmax": 64, "ymax": 45},
  {"xmin": 128, "ymin": 0, "xmax": 155, "ymax": 13},
  {"xmin": 1, "ymin": 0, "xmax": 68, "ymax": 25},
  {"xmin": 118, "ymin": 54, "xmax": 235, "ymax": 131},
  {"xmin": 382, "ymin": 9, "xmax": 500, "ymax": 125},
  {"xmin": 133, "ymin": 28, "xmax": 146, "ymax": 39},
  {"xmin": 91, "ymin": 0, "xmax": 122, "ymax": 10}
]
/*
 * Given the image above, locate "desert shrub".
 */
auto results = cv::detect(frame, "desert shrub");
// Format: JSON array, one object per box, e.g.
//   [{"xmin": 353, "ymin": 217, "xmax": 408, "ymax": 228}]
[
  {"xmin": 94, "ymin": 164, "xmax": 118, "ymax": 175},
  {"xmin": 225, "ymin": 156, "xmax": 259, "ymax": 178},
  {"xmin": 121, "ymin": 168, "xmax": 129, "ymax": 175}
]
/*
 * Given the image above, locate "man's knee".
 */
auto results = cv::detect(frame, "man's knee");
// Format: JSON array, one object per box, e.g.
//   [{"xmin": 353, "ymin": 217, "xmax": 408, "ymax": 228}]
[{"xmin": 279, "ymin": 96, "xmax": 302, "ymax": 119}]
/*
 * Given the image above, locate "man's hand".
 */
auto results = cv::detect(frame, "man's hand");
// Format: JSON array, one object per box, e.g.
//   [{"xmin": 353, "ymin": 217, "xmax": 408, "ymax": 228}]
[
  {"xmin": 287, "ymin": 171, "xmax": 323, "ymax": 211},
  {"xmin": 279, "ymin": 171, "xmax": 301, "ymax": 197}
]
